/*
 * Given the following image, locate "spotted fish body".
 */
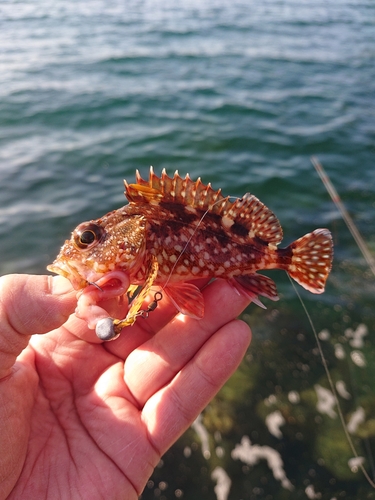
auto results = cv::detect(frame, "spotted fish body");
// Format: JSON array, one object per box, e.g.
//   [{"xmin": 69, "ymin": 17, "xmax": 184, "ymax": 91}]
[{"xmin": 48, "ymin": 168, "xmax": 333, "ymax": 323}]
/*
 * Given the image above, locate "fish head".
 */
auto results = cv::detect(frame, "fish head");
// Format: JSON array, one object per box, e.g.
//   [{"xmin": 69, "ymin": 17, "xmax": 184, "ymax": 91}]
[{"xmin": 47, "ymin": 211, "xmax": 147, "ymax": 290}]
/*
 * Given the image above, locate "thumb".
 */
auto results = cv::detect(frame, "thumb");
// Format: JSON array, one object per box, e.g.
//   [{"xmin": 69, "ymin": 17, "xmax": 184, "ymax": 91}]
[{"xmin": 0, "ymin": 274, "xmax": 76, "ymax": 378}]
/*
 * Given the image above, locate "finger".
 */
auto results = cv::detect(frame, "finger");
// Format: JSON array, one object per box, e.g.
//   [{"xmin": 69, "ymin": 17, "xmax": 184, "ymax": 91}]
[
  {"xmin": 75, "ymin": 272, "xmax": 130, "ymax": 329},
  {"xmin": 124, "ymin": 279, "xmax": 252, "ymax": 405},
  {"xmin": 142, "ymin": 318, "xmax": 251, "ymax": 455},
  {"xmin": 60, "ymin": 272, "xmax": 131, "ymax": 343},
  {"xmin": 0, "ymin": 274, "xmax": 76, "ymax": 378},
  {"xmin": 65, "ymin": 293, "xmax": 131, "ymax": 343}
]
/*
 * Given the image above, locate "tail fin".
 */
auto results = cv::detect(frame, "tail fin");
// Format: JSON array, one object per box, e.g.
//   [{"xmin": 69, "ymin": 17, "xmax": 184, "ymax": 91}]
[{"xmin": 287, "ymin": 228, "xmax": 333, "ymax": 294}]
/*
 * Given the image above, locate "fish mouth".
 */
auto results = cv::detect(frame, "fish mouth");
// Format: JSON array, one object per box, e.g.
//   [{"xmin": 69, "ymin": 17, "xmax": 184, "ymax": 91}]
[{"xmin": 47, "ymin": 260, "xmax": 103, "ymax": 290}]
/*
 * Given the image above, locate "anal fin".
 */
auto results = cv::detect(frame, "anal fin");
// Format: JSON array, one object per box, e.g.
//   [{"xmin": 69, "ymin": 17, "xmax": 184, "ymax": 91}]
[{"xmin": 231, "ymin": 274, "xmax": 279, "ymax": 309}]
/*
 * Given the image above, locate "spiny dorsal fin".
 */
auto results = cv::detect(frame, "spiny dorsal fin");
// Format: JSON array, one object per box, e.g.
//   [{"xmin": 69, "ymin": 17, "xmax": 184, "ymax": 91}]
[
  {"xmin": 124, "ymin": 167, "xmax": 228, "ymax": 207},
  {"xmin": 124, "ymin": 167, "xmax": 283, "ymax": 244},
  {"xmin": 125, "ymin": 183, "xmax": 162, "ymax": 203}
]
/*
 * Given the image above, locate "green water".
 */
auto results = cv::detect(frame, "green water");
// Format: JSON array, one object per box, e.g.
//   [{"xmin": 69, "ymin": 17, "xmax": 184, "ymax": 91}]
[{"xmin": 1, "ymin": 1, "xmax": 375, "ymax": 498}]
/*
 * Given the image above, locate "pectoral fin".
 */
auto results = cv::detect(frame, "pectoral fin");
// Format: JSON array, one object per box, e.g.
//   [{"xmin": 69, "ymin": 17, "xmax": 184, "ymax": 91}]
[{"xmin": 164, "ymin": 282, "xmax": 204, "ymax": 319}]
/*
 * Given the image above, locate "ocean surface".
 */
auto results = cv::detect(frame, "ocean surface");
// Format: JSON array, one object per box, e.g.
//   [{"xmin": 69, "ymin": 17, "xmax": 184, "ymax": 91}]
[{"xmin": 1, "ymin": 1, "xmax": 375, "ymax": 498}]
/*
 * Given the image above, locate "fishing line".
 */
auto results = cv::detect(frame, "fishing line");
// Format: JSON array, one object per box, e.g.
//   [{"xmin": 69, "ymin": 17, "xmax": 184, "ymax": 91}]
[
  {"xmin": 311, "ymin": 156, "xmax": 375, "ymax": 484},
  {"xmin": 311, "ymin": 157, "xmax": 375, "ymax": 278},
  {"xmin": 289, "ymin": 275, "xmax": 375, "ymax": 488}
]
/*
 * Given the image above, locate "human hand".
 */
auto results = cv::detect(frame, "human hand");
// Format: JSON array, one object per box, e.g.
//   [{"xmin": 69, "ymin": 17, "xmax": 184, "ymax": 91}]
[{"xmin": 0, "ymin": 273, "xmax": 251, "ymax": 499}]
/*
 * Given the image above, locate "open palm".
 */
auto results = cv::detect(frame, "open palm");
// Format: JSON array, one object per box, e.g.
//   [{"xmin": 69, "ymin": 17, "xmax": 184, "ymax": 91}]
[{"xmin": 0, "ymin": 274, "xmax": 251, "ymax": 499}]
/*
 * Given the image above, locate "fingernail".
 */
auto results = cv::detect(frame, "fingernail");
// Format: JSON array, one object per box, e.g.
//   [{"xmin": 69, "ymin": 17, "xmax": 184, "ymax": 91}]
[{"xmin": 51, "ymin": 276, "xmax": 74, "ymax": 295}]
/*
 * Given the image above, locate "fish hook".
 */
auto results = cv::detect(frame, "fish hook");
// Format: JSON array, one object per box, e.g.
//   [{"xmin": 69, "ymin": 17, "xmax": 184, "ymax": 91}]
[{"xmin": 95, "ymin": 291, "xmax": 164, "ymax": 341}]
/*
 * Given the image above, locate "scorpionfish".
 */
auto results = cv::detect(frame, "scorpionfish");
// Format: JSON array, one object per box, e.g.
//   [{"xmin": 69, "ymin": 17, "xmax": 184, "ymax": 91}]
[{"xmin": 48, "ymin": 168, "xmax": 333, "ymax": 339}]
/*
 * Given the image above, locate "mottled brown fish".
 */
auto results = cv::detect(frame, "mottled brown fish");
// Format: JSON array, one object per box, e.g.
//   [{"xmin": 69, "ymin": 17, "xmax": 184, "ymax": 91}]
[{"xmin": 48, "ymin": 168, "xmax": 333, "ymax": 339}]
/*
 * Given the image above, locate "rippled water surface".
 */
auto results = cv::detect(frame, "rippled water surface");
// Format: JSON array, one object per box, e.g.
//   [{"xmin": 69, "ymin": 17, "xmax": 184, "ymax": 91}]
[{"xmin": 1, "ymin": 1, "xmax": 375, "ymax": 498}]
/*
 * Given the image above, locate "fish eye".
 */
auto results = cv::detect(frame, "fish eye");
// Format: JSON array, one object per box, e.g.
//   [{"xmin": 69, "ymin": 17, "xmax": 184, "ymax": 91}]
[{"xmin": 73, "ymin": 223, "xmax": 105, "ymax": 250}]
